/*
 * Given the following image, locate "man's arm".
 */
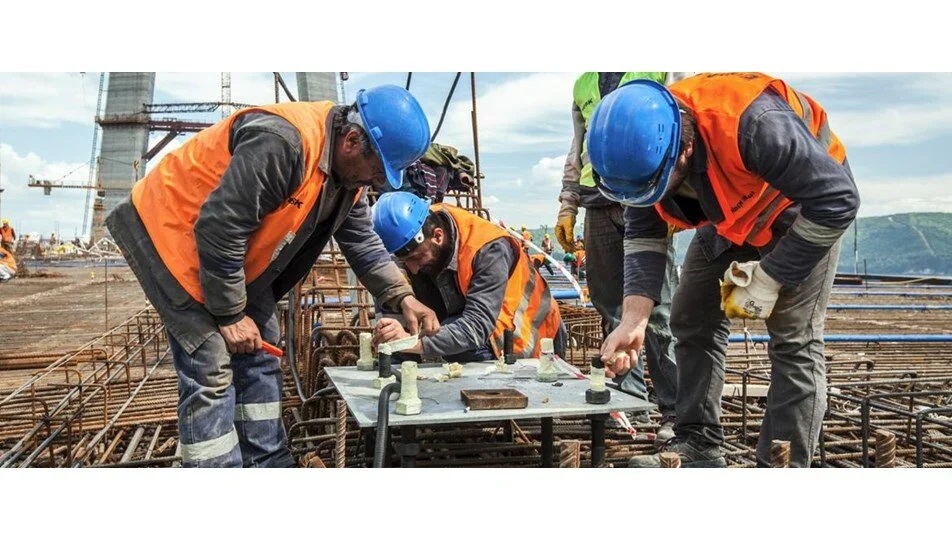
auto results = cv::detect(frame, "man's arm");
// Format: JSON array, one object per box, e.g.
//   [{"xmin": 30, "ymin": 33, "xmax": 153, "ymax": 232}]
[
  {"xmin": 558, "ymin": 103, "xmax": 586, "ymax": 212},
  {"xmin": 420, "ymin": 238, "xmax": 514, "ymax": 358},
  {"xmin": 194, "ymin": 113, "xmax": 302, "ymax": 325},
  {"xmin": 739, "ymin": 90, "xmax": 860, "ymax": 286},
  {"xmin": 334, "ymin": 192, "xmax": 414, "ymax": 310},
  {"xmin": 622, "ymin": 205, "xmax": 671, "ymax": 305}
]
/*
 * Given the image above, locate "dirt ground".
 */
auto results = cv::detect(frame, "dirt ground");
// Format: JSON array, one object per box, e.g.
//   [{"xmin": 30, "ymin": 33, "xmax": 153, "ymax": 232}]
[{"xmin": 0, "ymin": 261, "xmax": 149, "ymax": 356}]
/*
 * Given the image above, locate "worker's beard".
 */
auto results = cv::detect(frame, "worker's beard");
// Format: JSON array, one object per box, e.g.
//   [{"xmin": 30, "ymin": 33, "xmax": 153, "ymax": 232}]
[{"xmin": 418, "ymin": 243, "xmax": 449, "ymax": 277}]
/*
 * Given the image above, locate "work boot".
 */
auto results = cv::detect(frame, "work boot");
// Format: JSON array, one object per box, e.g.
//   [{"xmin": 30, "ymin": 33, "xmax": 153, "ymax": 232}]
[
  {"xmin": 628, "ymin": 439, "xmax": 726, "ymax": 468},
  {"xmin": 654, "ymin": 416, "xmax": 676, "ymax": 449},
  {"xmin": 627, "ymin": 410, "xmax": 651, "ymax": 425}
]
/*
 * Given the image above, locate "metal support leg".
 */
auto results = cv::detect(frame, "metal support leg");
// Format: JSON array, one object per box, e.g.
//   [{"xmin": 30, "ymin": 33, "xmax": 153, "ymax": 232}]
[
  {"xmin": 541, "ymin": 417, "xmax": 553, "ymax": 468},
  {"xmin": 590, "ymin": 414, "xmax": 608, "ymax": 467},
  {"xmin": 395, "ymin": 425, "xmax": 419, "ymax": 468},
  {"xmin": 362, "ymin": 429, "xmax": 375, "ymax": 465},
  {"xmin": 503, "ymin": 421, "xmax": 514, "ymax": 442}
]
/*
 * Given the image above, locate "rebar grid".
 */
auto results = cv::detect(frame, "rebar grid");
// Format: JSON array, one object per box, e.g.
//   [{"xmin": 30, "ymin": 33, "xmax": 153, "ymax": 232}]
[{"xmin": 0, "ymin": 308, "xmax": 181, "ymax": 467}]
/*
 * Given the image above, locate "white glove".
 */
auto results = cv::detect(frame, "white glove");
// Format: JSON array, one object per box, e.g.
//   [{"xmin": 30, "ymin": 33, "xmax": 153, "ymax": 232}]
[{"xmin": 719, "ymin": 261, "xmax": 782, "ymax": 320}]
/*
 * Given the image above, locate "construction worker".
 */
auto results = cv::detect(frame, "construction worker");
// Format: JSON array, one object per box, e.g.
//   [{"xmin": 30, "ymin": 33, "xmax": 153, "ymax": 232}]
[
  {"xmin": 530, "ymin": 252, "xmax": 555, "ymax": 276},
  {"xmin": 540, "ymin": 233, "xmax": 553, "ymax": 255},
  {"xmin": 371, "ymin": 192, "xmax": 566, "ymax": 362},
  {"xmin": 556, "ymin": 72, "xmax": 688, "ymax": 440},
  {"xmin": 589, "ymin": 73, "xmax": 859, "ymax": 467},
  {"xmin": 519, "ymin": 225, "xmax": 532, "ymax": 254},
  {"xmin": 105, "ymin": 85, "xmax": 440, "ymax": 468},
  {"xmin": 0, "ymin": 245, "xmax": 16, "ymax": 282},
  {"xmin": 572, "ymin": 240, "xmax": 586, "ymax": 279},
  {"xmin": 1, "ymin": 218, "xmax": 16, "ymax": 253}
]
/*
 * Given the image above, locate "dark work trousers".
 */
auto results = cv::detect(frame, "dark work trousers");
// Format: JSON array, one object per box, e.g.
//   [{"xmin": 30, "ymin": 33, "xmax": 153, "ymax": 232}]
[
  {"xmin": 671, "ymin": 234, "xmax": 841, "ymax": 467},
  {"xmin": 169, "ymin": 299, "xmax": 293, "ymax": 468},
  {"xmin": 584, "ymin": 205, "xmax": 679, "ymax": 418}
]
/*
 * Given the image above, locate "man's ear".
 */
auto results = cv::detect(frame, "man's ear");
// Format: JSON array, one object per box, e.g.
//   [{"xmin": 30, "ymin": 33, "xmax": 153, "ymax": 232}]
[
  {"xmin": 340, "ymin": 128, "xmax": 360, "ymax": 156},
  {"xmin": 678, "ymin": 139, "xmax": 694, "ymax": 166},
  {"xmin": 432, "ymin": 227, "xmax": 445, "ymax": 247}
]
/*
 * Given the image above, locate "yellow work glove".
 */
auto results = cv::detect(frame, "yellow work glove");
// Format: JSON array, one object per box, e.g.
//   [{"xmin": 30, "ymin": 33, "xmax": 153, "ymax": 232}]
[
  {"xmin": 555, "ymin": 214, "xmax": 576, "ymax": 252},
  {"xmin": 720, "ymin": 261, "xmax": 782, "ymax": 320}
]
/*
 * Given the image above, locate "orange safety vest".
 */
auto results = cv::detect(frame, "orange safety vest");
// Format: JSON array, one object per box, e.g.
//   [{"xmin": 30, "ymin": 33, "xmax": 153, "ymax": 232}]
[
  {"xmin": 436, "ymin": 204, "xmax": 562, "ymax": 358},
  {"xmin": 660, "ymin": 73, "xmax": 847, "ymax": 247},
  {"xmin": 1, "ymin": 225, "xmax": 14, "ymax": 243},
  {"xmin": 529, "ymin": 253, "xmax": 547, "ymax": 267},
  {"xmin": 0, "ymin": 246, "xmax": 16, "ymax": 273},
  {"xmin": 131, "ymin": 101, "xmax": 362, "ymax": 303}
]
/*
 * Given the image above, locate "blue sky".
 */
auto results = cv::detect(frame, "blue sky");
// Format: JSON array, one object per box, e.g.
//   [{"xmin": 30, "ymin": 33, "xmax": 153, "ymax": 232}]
[{"xmin": 1, "ymin": 72, "xmax": 951, "ymax": 239}]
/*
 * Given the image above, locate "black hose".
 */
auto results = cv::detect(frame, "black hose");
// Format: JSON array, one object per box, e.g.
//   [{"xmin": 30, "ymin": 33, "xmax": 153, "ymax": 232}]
[
  {"xmin": 286, "ymin": 288, "xmax": 306, "ymax": 403},
  {"xmin": 299, "ymin": 385, "xmax": 339, "ymax": 420},
  {"xmin": 373, "ymin": 382, "xmax": 402, "ymax": 468},
  {"xmin": 430, "ymin": 72, "xmax": 462, "ymax": 144},
  {"xmin": 405, "ymin": 72, "xmax": 413, "ymax": 90}
]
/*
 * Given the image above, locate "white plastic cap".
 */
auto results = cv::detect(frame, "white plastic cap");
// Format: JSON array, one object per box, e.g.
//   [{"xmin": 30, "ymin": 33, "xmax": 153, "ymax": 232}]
[{"xmin": 540, "ymin": 338, "xmax": 554, "ymax": 354}]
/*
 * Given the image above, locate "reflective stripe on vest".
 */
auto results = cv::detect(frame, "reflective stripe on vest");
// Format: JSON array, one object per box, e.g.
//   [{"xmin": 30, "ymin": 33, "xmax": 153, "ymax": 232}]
[
  {"xmin": 435, "ymin": 204, "xmax": 562, "ymax": 358},
  {"xmin": 658, "ymin": 72, "xmax": 847, "ymax": 247},
  {"xmin": 131, "ymin": 102, "xmax": 362, "ymax": 303},
  {"xmin": 574, "ymin": 72, "xmax": 668, "ymax": 188}
]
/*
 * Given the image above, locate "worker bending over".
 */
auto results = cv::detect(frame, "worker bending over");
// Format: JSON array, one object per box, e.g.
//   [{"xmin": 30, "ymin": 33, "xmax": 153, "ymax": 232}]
[
  {"xmin": 372, "ymin": 192, "xmax": 566, "ymax": 363},
  {"xmin": 107, "ymin": 85, "xmax": 439, "ymax": 467},
  {"xmin": 589, "ymin": 73, "xmax": 859, "ymax": 467}
]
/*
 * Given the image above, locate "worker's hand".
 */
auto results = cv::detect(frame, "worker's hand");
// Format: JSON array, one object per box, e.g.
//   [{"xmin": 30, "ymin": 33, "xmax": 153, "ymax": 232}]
[
  {"xmin": 555, "ymin": 214, "xmax": 576, "ymax": 252},
  {"xmin": 720, "ymin": 261, "xmax": 782, "ymax": 320},
  {"xmin": 218, "ymin": 316, "xmax": 263, "ymax": 356},
  {"xmin": 372, "ymin": 318, "xmax": 410, "ymax": 346},
  {"xmin": 400, "ymin": 295, "xmax": 440, "ymax": 336},
  {"xmin": 600, "ymin": 319, "xmax": 646, "ymax": 378}
]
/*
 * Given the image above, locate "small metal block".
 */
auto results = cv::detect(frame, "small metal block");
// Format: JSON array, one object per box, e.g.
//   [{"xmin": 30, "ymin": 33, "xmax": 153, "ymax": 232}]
[{"xmin": 586, "ymin": 388, "xmax": 611, "ymax": 405}]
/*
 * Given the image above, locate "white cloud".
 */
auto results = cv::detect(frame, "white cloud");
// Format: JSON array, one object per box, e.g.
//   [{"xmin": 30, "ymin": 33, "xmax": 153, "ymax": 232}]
[
  {"xmin": 154, "ymin": 72, "xmax": 284, "ymax": 105},
  {"xmin": 1, "ymin": 143, "xmax": 90, "ymax": 237},
  {"xmin": 832, "ymin": 104, "xmax": 952, "ymax": 148},
  {"xmin": 438, "ymin": 73, "xmax": 579, "ymax": 153},
  {"xmin": 856, "ymin": 173, "xmax": 952, "ymax": 217},
  {"xmin": 0, "ymin": 72, "xmax": 101, "ymax": 128},
  {"xmin": 530, "ymin": 154, "xmax": 566, "ymax": 186}
]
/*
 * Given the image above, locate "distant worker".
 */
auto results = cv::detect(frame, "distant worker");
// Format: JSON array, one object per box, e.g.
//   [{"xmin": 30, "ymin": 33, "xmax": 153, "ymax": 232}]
[
  {"xmin": 530, "ymin": 252, "xmax": 556, "ymax": 276},
  {"xmin": 1, "ymin": 218, "xmax": 16, "ymax": 252},
  {"xmin": 520, "ymin": 225, "xmax": 532, "ymax": 254},
  {"xmin": 556, "ymin": 72, "xmax": 689, "ymax": 440},
  {"xmin": 573, "ymin": 242, "xmax": 586, "ymax": 279},
  {"xmin": 541, "ymin": 233, "xmax": 553, "ymax": 255},
  {"xmin": 49, "ymin": 232, "xmax": 57, "ymax": 246},
  {"xmin": 562, "ymin": 251, "xmax": 577, "ymax": 276},
  {"xmin": 372, "ymin": 192, "xmax": 566, "ymax": 362},
  {"xmin": 590, "ymin": 73, "xmax": 859, "ymax": 467},
  {"xmin": 0, "ymin": 245, "xmax": 16, "ymax": 282},
  {"xmin": 106, "ymin": 85, "xmax": 440, "ymax": 468}
]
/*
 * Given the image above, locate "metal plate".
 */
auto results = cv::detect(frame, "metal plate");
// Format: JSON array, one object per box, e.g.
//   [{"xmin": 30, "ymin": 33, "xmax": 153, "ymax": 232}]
[{"xmin": 326, "ymin": 360, "xmax": 654, "ymax": 428}]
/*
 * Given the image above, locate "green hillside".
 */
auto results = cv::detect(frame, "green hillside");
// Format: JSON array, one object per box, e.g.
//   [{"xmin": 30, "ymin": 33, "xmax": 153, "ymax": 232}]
[
  {"xmin": 530, "ymin": 213, "xmax": 952, "ymax": 277},
  {"xmin": 837, "ymin": 213, "xmax": 952, "ymax": 276}
]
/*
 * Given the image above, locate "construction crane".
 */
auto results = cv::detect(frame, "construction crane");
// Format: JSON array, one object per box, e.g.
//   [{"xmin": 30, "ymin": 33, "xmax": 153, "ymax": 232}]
[
  {"xmin": 81, "ymin": 73, "xmax": 106, "ymax": 239},
  {"xmin": 28, "ymin": 175, "xmax": 113, "ymax": 197},
  {"xmin": 28, "ymin": 157, "xmax": 127, "ymax": 197}
]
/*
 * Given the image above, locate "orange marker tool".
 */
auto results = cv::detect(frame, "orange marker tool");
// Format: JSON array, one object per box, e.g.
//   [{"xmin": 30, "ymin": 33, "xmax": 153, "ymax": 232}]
[{"xmin": 261, "ymin": 342, "xmax": 284, "ymax": 357}]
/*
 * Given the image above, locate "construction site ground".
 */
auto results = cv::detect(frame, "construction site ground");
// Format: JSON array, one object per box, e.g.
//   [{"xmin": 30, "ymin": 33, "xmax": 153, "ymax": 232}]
[
  {"xmin": 1, "ymin": 262, "xmax": 147, "ymax": 357},
  {"xmin": 1, "ymin": 255, "xmax": 951, "ymax": 469}
]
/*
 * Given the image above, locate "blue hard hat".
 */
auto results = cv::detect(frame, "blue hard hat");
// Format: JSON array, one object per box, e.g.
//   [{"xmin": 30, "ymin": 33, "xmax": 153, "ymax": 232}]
[
  {"xmin": 372, "ymin": 192, "xmax": 431, "ymax": 256},
  {"xmin": 586, "ymin": 79, "xmax": 682, "ymax": 207},
  {"xmin": 356, "ymin": 85, "xmax": 431, "ymax": 189}
]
